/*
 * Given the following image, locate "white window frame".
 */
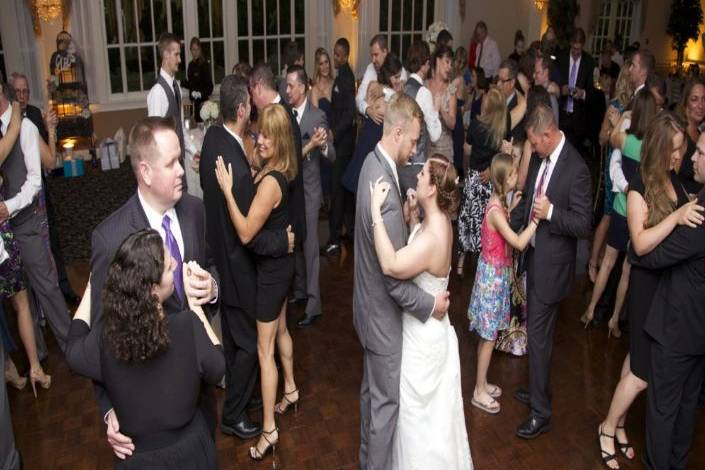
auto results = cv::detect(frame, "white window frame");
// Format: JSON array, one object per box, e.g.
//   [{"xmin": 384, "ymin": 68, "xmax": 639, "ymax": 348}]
[
  {"xmin": 378, "ymin": 0, "xmax": 435, "ymax": 62},
  {"xmin": 589, "ymin": 0, "xmax": 641, "ymax": 55}
]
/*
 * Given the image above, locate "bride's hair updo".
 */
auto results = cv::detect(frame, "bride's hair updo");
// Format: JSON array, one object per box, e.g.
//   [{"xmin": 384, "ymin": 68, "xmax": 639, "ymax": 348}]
[{"xmin": 427, "ymin": 154, "xmax": 460, "ymax": 217}]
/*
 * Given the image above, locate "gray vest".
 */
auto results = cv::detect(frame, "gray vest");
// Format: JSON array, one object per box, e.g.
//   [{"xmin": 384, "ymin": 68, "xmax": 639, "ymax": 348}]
[
  {"xmin": 156, "ymin": 74, "xmax": 186, "ymax": 161},
  {"xmin": 1, "ymin": 123, "xmax": 38, "ymax": 225},
  {"xmin": 403, "ymin": 77, "xmax": 428, "ymax": 165}
]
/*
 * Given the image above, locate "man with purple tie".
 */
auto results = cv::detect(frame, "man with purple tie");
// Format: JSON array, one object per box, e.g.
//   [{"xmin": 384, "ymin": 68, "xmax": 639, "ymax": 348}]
[{"xmin": 89, "ymin": 117, "xmax": 219, "ymax": 459}]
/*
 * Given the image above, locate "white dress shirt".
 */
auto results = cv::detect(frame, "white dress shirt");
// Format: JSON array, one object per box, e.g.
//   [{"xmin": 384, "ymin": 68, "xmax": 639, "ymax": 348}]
[
  {"xmin": 376, "ymin": 143, "xmax": 400, "ymax": 195},
  {"xmin": 0, "ymin": 105, "xmax": 42, "ymax": 217},
  {"xmin": 356, "ymin": 62, "xmax": 409, "ymax": 115},
  {"xmin": 476, "ymin": 36, "xmax": 501, "ymax": 78},
  {"xmin": 223, "ymin": 124, "xmax": 245, "ymax": 153},
  {"xmin": 137, "ymin": 189, "xmax": 185, "ymax": 257},
  {"xmin": 609, "ymin": 117, "xmax": 632, "ymax": 193},
  {"xmin": 534, "ymin": 131, "xmax": 566, "ymax": 221},
  {"xmin": 409, "ymin": 73, "xmax": 441, "ymax": 143},
  {"xmin": 568, "ymin": 55, "xmax": 582, "ymax": 90},
  {"xmin": 147, "ymin": 68, "xmax": 198, "ymax": 155}
]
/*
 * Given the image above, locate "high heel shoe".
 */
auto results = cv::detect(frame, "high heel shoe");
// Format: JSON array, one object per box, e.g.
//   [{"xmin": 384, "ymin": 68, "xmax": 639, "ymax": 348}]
[
  {"xmin": 274, "ymin": 388, "xmax": 300, "ymax": 415},
  {"xmin": 598, "ymin": 424, "xmax": 619, "ymax": 469},
  {"xmin": 29, "ymin": 368, "xmax": 51, "ymax": 398},
  {"xmin": 249, "ymin": 427, "xmax": 279, "ymax": 468},
  {"xmin": 608, "ymin": 317, "xmax": 622, "ymax": 339},
  {"xmin": 615, "ymin": 425, "xmax": 634, "ymax": 460},
  {"xmin": 580, "ymin": 310, "xmax": 593, "ymax": 329},
  {"xmin": 4, "ymin": 362, "xmax": 27, "ymax": 391}
]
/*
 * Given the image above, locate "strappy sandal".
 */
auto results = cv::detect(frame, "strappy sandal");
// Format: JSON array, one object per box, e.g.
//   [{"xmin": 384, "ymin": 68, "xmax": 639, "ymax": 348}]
[
  {"xmin": 471, "ymin": 396, "xmax": 501, "ymax": 415},
  {"xmin": 615, "ymin": 425, "xmax": 635, "ymax": 460},
  {"xmin": 249, "ymin": 427, "xmax": 279, "ymax": 468},
  {"xmin": 486, "ymin": 384, "xmax": 502, "ymax": 399},
  {"xmin": 274, "ymin": 388, "xmax": 300, "ymax": 415},
  {"xmin": 598, "ymin": 424, "xmax": 619, "ymax": 469}
]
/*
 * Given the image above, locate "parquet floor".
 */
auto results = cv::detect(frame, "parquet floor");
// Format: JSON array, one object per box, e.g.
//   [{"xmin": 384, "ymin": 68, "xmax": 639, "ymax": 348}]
[{"xmin": 8, "ymin": 244, "xmax": 705, "ymax": 469}]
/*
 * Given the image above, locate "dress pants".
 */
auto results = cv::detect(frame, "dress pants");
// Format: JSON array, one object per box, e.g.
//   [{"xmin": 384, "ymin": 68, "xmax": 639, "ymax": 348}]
[
  {"xmin": 645, "ymin": 341, "xmax": 705, "ymax": 470},
  {"xmin": 12, "ymin": 212, "xmax": 69, "ymax": 352},
  {"xmin": 293, "ymin": 185, "xmax": 322, "ymax": 317},
  {"xmin": 220, "ymin": 303, "xmax": 259, "ymax": 423},
  {"xmin": 0, "ymin": 322, "xmax": 21, "ymax": 470},
  {"xmin": 329, "ymin": 150, "xmax": 354, "ymax": 243},
  {"xmin": 359, "ymin": 348, "xmax": 401, "ymax": 470},
  {"xmin": 526, "ymin": 259, "xmax": 560, "ymax": 420}
]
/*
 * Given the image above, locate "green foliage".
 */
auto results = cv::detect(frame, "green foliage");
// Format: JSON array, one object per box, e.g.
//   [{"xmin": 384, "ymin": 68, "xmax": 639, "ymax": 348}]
[{"xmin": 547, "ymin": 0, "xmax": 581, "ymax": 47}]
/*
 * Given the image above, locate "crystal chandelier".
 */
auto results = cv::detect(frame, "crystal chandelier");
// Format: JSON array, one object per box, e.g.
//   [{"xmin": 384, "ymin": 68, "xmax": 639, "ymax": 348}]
[
  {"xmin": 33, "ymin": 0, "xmax": 63, "ymax": 22},
  {"xmin": 534, "ymin": 0, "xmax": 547, "ymax": 10}
]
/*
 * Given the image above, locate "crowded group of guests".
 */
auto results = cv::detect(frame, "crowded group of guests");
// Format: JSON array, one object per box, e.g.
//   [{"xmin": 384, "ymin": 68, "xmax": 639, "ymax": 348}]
[{"xmin": 1, "ymin": 17, "xmax": 705, "ymax": 470}]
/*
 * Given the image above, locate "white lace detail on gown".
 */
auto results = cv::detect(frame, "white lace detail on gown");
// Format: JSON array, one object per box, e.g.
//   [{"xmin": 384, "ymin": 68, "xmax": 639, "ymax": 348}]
[{"xmin": 393, "ymin": 225, "xmax": 473, "ymax": 470}]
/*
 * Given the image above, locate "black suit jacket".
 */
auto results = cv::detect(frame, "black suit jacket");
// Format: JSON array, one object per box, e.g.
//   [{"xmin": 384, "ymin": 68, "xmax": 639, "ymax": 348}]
[
  {"xmin": 278, "ymin": 95, "xmax": 306, "ymax": 248},
  {"xmin": 631, "ymin": 190, "xmax": 705, "ymax": 355},
  {"xmin": 89, "ymin": 192, "xmax": 218, "ymax": 416},
  {"xmin": 199, "ymin": 125, "xmax": 288, "ymax": 309},
  {"xmin": 510, "ymin": 137, "xmax": 592, "ymax": 304},
  {"xmin": 331, "ymin": 62, "xmax": 357, "ymax": 156},
  {"xmin": 556, "ymin": 51, "xmax": 595, "ymax": 119}
]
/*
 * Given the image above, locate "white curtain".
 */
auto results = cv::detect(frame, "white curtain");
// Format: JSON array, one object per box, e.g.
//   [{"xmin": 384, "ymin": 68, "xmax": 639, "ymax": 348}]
[{"xmin": 69, "ymin": 0, "xmax": 99, "ymax": 105}]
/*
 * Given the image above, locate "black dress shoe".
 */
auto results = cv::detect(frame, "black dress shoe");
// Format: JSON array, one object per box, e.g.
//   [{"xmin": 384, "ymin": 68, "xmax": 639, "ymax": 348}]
[
  {"xmin": 514, "ymin": 387, "xmax": 530, "ymax": 406},
  {"xmin": 288, "ymin": 297, "xmax": 306, "ymax": 305},
  {"xmin": 221, "ymin": 415, "xmax": 262, "ymax": 439},
  {"xmin": 297, "ymin": 314, "xmax": 320, "ymax": 328},
  {"xmin": 247, "ymin": 395, "xmax": 263, "ymax": 411},
  {"xmin": 516, "ymin": 415, "xmax": 552, "ymax": 439},
  {"xmin": 322, "ymin": 243, "xmax": 340, "ymax": 256}
]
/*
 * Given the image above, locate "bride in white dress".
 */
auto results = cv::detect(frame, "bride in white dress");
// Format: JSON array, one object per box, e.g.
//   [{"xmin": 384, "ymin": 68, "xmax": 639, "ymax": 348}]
[{"xmin": 370, "ymin": 154, "xmax": 473, "ymax": 470}]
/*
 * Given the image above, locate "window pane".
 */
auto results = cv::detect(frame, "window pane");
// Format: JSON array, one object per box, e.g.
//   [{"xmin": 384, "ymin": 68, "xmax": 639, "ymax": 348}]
[
  {"xmin": 122, "ymin": 0, "xmax": 137, "ymax": 43},
  {"xmin": 401, "ymin": 34, "xmax": 411, "ymax": 61},
  {"xmin": 198, "ymin": 0, "xmax": 210, "ymax": 37},
  {"xmin": 279, "ymin": 0, "xmax": 291, "ymax": 35},
  {"xmin": 267, "ymin": 38, "xmax": 278, "ymax": 73},
  {"xmin": 213, "ymin": 41, "xmax": 225, "ymax": 83},
  {"xmin": 380, "ymin": 0, "xmax": 388, "ymax": 31},
  {"xmin": 176, "ymin": 43, "xmax": 186, "ymax": 81},
  {"xmin": 104, "ymin": 0, "xmax": 119, "ymax": 44},
  {"xmin": 154, "ymin": 0, "xmax": 168, "ymax": 38},
  {"xmin": 238, "ymin": 40, "xmax": 249, "ymax": 64},
  {"xmin": 413, "ymin": 0, "xmax": 423, "ymax": 31},
  {"xmin": 295, "ymin": 0, "xmax": 304, "ymax": 34},
  {"xmin": 253, "ymin": 39, "xmax": 265, "ymax": 65},
  {"xmin": 137, "ymin": 0, "xmax": 153, "ymax": 42},
  {"xmin": 201, "ymin": 42, "xmax": 212, "ymax": 68},
  {"xmin": 108, "ymin": 48, "xmax": 123, "ymax": 93},
  {"xmin": 403, "ymin": 0, "xmax": 412, "ymax": 31},
  {"xmin": 426, "ymin": 0, "xmax": 434, "ymax": 29},
  {"xmin": 141, "ymin": 46, "xmax": 156, "ymax": 89},
  {"xmin": 125, "ymin": 47, "xmax": 140, "ymax": 91},
  {"xmin": 212, "ymin": 0, "xmax": 223, "ymax": 37},
  {"xmin": 391, "ymin": 35, "xmax": 400, "ymax": 59},
  {"xmin": 171, "ymin": 0, "xmax": 184, "ymax": 38},
  {"xmin": 237, "ymin": 0, "xmax": 248, "ymax": 36},
  {"xmin": 391, "ymin": 2, "xmax": 401, "ymax": 32},
  {"xmin": 296, "ymin": 37, "xmax": 305, "ymax": 64},
  {"xmin": 266, "ymin": 0, "xmax": 278, "ymax": 36},
  {"xmin": 252, "ymin": 0, "xmax": 264, "ymax": 36}
]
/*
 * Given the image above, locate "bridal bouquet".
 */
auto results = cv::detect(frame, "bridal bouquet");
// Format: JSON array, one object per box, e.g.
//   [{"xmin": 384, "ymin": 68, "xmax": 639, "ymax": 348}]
[
  {"xmin": 200, "ymin": 100, "xmax": 220, "ymax": 123},
  {"xmin": 425, "ymin": 21, "xmax": 450, "ymax": 54}
]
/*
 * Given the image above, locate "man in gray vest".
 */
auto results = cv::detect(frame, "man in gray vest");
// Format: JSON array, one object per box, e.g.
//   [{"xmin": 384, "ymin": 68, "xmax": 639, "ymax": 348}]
[
  {"xmin": 398, "ymin": 41, "xmax": 442, "ymax": 196},
  {"xmin": 147, "ymin": 32, "xmax": 199, "ymax": 187},
  {"xmin": 0, "ymin": 81, "xmax": 70, "ymax": 351}
]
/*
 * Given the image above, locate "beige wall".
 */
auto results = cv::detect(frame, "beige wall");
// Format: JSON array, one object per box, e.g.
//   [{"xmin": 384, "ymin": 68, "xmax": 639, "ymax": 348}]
[{"xmin": 92, "ymin": 108, "xmax": 147, "ymax": 142}]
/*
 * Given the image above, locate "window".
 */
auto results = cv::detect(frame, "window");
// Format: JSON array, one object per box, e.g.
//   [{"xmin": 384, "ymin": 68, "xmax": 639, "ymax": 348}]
[
  {"xmin": 196, "ymin": 0, "xmax": 225, "ymax": 84},
  {"xmin": 379, "ymin": 0, "xmax": 435, "ymax": 61},
  {"xmin": 233, "ymin": 0, "xmax": 305, "ymax": 75},
  {"xmin": 0, "ymin": 32, "xmax": 6, "ymax": 82},
  {"xmin": 590, "ymin": 0, "xmax": 636, "ymax": 54},
  {"xmin": 103, "ymin": 0, "xmax": 185, "ymax": 95}
]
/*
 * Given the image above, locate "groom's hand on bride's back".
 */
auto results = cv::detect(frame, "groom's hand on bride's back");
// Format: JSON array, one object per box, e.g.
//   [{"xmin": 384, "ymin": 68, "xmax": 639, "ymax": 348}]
[{"xmin": 432, "ymin": 291, "xmax": 450, "ymax": 320}]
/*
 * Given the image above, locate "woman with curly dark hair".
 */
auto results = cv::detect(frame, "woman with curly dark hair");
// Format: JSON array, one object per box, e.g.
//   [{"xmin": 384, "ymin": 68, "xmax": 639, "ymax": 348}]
[{"xmin": 65, "ymin": 229, "xmax": 224, "ymax": 469}]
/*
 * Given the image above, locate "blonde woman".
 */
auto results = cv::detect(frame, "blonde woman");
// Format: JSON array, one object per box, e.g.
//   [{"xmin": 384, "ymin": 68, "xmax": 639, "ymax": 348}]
[
  {"xmin": 215, "ymin": 104, "xmax": 299, "ymax": 465},
  {"xmin": 309, "ymin": 47, "xmax": 334, "ymax": 122}
]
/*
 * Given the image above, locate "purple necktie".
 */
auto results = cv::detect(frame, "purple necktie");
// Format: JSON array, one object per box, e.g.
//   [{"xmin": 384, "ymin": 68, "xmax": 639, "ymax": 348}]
[
  {"xmin": 162, "ymin": 214, "xmax": 184, "ymax": 301},
  {"xmin": 567, "ymin": 59, "xmax": 577, "ymax": 113}
]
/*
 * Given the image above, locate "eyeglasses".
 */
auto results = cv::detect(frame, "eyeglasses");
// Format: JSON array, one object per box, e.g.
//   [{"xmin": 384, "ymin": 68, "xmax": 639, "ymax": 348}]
[{"xmin": 13, "ymin": 89, "xmax": 29, "ymax": 96}]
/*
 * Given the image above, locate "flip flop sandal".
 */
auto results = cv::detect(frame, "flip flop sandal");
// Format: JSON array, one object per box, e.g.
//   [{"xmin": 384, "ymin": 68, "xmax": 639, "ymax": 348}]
[
  {"xmin": 487, "ymin": 384, "xmax": 502, "ymax": 398},
  {"xmin": 471, "ymin": 396, "xmax": 501, "ymax": 415}
]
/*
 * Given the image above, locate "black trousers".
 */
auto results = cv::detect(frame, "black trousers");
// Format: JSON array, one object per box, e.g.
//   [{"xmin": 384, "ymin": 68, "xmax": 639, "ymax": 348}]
[
  {"xmin": 220, "ymin": 304, "xmax": 259, "ymax": 423},
  {"xmin": 645, "ymin": 341, "xmax": 705, "ymax": 470},
  {"xmin": 328, "ymin": 150, "xmax": 354, "ymax": 243}
]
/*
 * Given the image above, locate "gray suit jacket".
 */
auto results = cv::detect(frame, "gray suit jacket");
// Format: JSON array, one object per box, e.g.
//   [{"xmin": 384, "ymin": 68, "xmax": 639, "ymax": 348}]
[
  {"xmin": 353, "ymin": 146, "xmax": 435, "ymax": 355},
  {"xmin": 299, "ymin": 99, "xmax": 336, "ymax": 204}
]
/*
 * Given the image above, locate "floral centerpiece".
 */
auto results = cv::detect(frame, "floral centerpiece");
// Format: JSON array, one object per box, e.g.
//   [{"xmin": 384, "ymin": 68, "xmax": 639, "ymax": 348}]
[
  {"xmin": 200, "ymin": 100, "xmax": 220, "ymax": 128},
  {"xmin": 424, "ymin": 21, "xmax": 450, "ymax": 54}
]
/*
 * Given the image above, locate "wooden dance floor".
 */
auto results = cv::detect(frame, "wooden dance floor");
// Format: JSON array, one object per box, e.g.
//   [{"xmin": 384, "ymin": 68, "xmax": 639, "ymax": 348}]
[{"xmin": 8, "ymin": 244, "xmax": 705, "ymax": 469}]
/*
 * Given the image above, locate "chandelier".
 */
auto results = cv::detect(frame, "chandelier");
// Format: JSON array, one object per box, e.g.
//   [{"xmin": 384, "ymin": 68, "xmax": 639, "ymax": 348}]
[
  {"xmin": 332, "ymin": 0, "xmax": 361, "ymax": 19},
  {"xmin": 534, "ymin": 0, "xmax": 547, "ymax": 10},
  {"xmin": 32, "ymin": 0, "xmax": 63, "ymax": 21}
]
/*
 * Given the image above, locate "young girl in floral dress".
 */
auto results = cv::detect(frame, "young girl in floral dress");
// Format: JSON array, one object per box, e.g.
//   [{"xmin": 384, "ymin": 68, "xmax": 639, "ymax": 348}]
[{"xmin": 467, "ymin": 153, "xmax": 537, "ymax": 414}]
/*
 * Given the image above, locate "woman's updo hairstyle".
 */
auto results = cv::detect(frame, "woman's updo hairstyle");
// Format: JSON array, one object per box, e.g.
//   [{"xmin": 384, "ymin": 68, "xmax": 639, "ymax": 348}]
[{"xmin": 427, "ymin": 153, "xmax": 460, "ymax": 217}]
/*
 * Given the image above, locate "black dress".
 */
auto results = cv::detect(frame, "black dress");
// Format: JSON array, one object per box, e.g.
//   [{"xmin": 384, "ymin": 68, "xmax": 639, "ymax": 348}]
[
  {"xmin": 627, "ymin": 172, "xmax": 689, "ymax": 380},
  {"xmin": 254, "ymin": 170, "xmax": 295, "ymax": 322},
  {"xmin": 186, "ymin": 58, "xmax": 214, "ymax": 123},
  {"xmin": 65, "ymin": 310, "xmax": 225, "ymax": 469}
]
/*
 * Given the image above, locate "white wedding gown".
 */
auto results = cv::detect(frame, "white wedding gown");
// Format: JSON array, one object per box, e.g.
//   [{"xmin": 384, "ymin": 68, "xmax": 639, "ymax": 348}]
[{"xmin": 393, "ymin": 226, "xmax": 473, "ymax": 470}]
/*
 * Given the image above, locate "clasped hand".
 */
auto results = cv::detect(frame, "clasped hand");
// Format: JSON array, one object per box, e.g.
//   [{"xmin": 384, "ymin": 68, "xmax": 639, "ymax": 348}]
[
  {"xmin": 532, "ymin": 195, "xmax": 551, "ymax": 220},
  {"xmin": 183, "ymin": 260, "xmax": 214, "ymax": 306}
]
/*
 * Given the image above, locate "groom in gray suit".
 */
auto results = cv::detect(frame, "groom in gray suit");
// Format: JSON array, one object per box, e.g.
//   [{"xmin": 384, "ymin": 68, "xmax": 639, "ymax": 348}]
[{"xmin": 353, "ymin": 93, "xmax": 450, "ymax": 469}]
